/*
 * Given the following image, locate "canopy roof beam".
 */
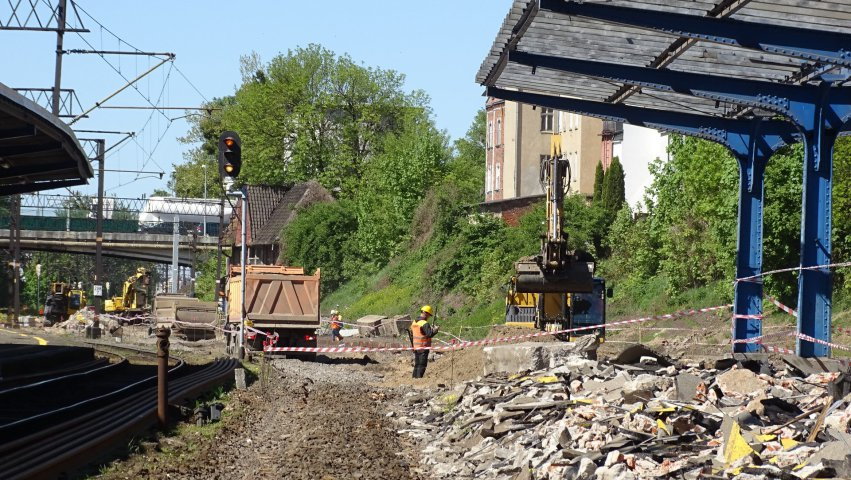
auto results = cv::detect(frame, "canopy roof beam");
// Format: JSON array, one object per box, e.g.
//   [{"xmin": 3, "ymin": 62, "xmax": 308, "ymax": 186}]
[{"xmin": 540, "ymin": 0, "xmax": 851, "ymax": 69}]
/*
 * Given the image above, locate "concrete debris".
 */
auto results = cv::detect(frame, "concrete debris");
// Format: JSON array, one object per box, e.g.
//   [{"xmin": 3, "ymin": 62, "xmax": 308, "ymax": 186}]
[
  {"xmin": 397, "ymin": 350, "xmax": 851, "ymax": 480},
  {"xmin": 356, "ymin": 315, "xmax": 387, "ymax": 337},
  {"xmin": 483, "ymin": 340, "xmax": 598, "ymax": 376}
]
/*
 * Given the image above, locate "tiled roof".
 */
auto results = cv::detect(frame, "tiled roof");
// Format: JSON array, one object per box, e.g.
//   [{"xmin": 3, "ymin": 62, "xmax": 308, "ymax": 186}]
[
  {"xmin": 224, "ymin": 182, "xmax": 333, "ymax": 247},
  {"xmin": 253, "ymin": 181, "xmax": 333, "ymax": 245}
]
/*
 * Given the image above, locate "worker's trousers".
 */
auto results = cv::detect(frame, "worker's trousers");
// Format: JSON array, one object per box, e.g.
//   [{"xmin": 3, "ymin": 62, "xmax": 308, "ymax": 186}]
[{"xmin": 412, "ymin": 350, "xmax": 429, "ymax": 378}]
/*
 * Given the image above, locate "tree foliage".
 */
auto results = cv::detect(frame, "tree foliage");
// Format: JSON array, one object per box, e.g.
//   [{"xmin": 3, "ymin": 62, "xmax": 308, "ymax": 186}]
[
  {"xmin": 593, "ymin": 161, "xmax": 605, "ymax": 203},
  {"xmin": 281, "ymin": 201, "xmax": 358, "ymax": 291},
  {"xmin": 601, "ymin": 156, "xmax": 625, "ymax": 217}
]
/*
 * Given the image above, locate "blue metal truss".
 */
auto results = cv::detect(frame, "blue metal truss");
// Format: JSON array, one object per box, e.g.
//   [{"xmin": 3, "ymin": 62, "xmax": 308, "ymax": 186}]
[
  {"xmin": 539, "ymin": 0, "xmax": 851, "ymax": 68},
  {"xmin": 487, "ymin": 86, "xmax": 799, "ymax": 353},
  {"xmin": 508, "ymin": 51, "xmax": 851, "ymax": 356}
]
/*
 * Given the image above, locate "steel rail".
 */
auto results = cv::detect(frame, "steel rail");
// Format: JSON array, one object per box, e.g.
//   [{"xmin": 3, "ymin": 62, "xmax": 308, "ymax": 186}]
[
  {"xmin": 0, "ymin": 356, "xmax": 109, "ymax": 387},
  {"xmin": 0, "ymin": 357, "xmax": 238, "ymax": 479},
  {"xmin": 0, "ymin": 357, "xmax": 184, "ymax": 434},
  {"xmin": 0, "ymin": 355, "xmax": 125, "ymax": 397}
]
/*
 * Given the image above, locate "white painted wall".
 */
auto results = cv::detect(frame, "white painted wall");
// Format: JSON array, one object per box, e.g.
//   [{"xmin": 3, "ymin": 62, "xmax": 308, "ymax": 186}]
[{"xmin": 615, "ymin": 125, "xmax": 669, "ymax": 210}]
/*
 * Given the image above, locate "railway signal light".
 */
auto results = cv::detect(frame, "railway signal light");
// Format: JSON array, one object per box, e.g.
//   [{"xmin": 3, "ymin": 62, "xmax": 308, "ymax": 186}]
[{"xmin": 218, "ymin": 131, "xmax": 242, "ymax": 178}]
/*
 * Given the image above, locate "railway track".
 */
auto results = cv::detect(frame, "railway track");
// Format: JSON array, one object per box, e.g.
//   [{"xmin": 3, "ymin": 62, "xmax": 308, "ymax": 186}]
[{"xmin": 0, "ymin": 342, "xmax": 238, "ymax": 479}]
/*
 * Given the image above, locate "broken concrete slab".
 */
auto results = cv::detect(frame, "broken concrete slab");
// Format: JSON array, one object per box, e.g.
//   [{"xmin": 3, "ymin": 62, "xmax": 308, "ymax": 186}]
[
  {"xmin": 483, "ymin": 342, "xmax": 599, "ymax": 376},
  {"xmin": 716, "ymin": 368, "xmax": 768, "ymax": 396},
  {"xmin": 387, "ymin": 314, "xmax": 411, "ymax": 337},
  {"xmin": 356, "ymin": 315, "xmax": 386, "ymax": 337},
  {"xmin": 675, "ymin": 373, "xmax": 702, "ymax": 402},
  {"xmin": 614, "ymin": 344, "xmax": 672, "ymax": 367}
]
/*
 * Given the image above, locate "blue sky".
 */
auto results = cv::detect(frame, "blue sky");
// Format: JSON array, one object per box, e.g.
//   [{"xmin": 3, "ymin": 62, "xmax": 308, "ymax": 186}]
[{"xmin": 1, "ymin": 0, "xmax": 512, "ymax": 198}]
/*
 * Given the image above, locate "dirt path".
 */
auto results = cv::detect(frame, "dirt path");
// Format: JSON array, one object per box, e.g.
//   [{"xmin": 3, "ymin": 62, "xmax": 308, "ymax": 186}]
[{"xmin": 103, "ymin": 357, "xmax": 425, "ymax": 480}]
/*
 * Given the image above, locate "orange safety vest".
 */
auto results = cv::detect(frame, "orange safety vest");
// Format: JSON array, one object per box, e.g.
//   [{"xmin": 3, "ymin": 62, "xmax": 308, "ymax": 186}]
[
  {"xmin": 410, "ymin": 320, "xmax": 431, "ymax": 349},
  {"xmin": 330, "ymin": 315, "xmax": 340, "ymax": 330}
]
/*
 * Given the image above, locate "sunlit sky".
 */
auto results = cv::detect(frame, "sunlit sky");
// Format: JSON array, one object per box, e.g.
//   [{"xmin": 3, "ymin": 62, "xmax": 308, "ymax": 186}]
[{"xmin": 2, "ymin": 0, "xmax": 512, "ymax": 198}]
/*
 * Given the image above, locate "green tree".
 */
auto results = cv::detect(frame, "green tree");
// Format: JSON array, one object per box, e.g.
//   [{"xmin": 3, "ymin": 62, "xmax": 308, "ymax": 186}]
[
  {"xmin": 593, "ymin": 161, "xmax": 605, "ymax": 203},
  {"xmin": 281, "ymin": 201, "xmax": 358, "ymax": 291},
  {"xmin": 168, "ymin": 154, "xmax": 219, "ymax": 198},
  {"xmin": 602, "ymin": 157, "xmax": 625, "ymax": 217},
  {"xmin": 354, "ymin": 117, "xmax": 450, "ymax": 262},
  {"xmin": 198, "ymin": 44, "xmax": 431, "ymax": 196}
]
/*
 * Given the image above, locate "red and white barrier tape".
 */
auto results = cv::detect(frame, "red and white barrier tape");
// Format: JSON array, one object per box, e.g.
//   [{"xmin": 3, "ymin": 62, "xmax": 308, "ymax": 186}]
[
  {"xmin": 736, "ymin": 261, "xmax": 851, "ymax": 283},
  {"xmin": 761, "ymin": 344, "xmax": 796, "ymax": 355},
  {"xmin": 795, "ymin": 332, "xmax": 851, "ymax": 352},
  {"xmin": 766, "ymin": 296, "xmax": 798, "ymax": 318},
  {"xmin": 263, "ymin": 304, "xmax": 732, "ymax": 353},
  {"xmin": 731, "ymin": 330, "xmax": 795, "ymax": 345}
]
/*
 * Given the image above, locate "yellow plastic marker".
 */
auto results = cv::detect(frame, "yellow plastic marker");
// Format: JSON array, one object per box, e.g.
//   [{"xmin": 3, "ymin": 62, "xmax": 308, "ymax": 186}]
[
  {"xmin": 724, "ymin": 422, "xmax": 755, "ymax": 466},
  {"xmin": 657, "ymin": 419, "xmax": 670, "ymax": 435},
  {"xmin": 535, "ymin": 376, "xmax": 559, "ymax": 384},
  {"xmin": 780, "ymin": 438, "xmax": 799, "ymax": 450}
]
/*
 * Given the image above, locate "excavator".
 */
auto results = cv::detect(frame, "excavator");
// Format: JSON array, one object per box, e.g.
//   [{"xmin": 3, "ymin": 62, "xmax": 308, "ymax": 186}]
[
  {"xmin": 505, "ymin": 134, "xmax": 610, "ymax": 340},
  {"xmin": 43, "ymin": 283, "xmax": 87, "ymax": 325},
  {"xmin": 104, "ymin": 267, "xmax": 152, "ymax": 322}
]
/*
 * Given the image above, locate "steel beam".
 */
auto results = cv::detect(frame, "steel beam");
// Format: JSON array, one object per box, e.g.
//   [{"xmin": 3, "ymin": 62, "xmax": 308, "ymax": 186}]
[
  {"xmin": 488, "ymin": 87, "xmax": 789, "ymax": 352},
  {"xmin": 732, "ymin": 123, "xmax": 770, "ymax": 353},
  {"xmin": 539, "ymin": 0, "xmax": 851, "ymax": 68},
  {"xmin": 486, "ymin": 87, "xmax": 795, "ymax": 151},
  {"xmin": 508, "ymin": 51, "xmax": 851, "ymax": 131},
  {"xmin": 796, "ymin": 83, "xmax": 839, "ymax": 357}
]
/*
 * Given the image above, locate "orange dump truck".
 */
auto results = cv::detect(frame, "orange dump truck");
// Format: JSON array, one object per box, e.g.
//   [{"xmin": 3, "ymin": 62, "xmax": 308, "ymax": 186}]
[{"xmin": 227, "ymin": 265, "xmax": 320, "ymax": 354}]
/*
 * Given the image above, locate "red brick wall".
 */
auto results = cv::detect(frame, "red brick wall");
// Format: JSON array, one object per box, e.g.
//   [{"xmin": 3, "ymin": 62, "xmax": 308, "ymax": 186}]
[{"xmin": 601, "ymin": 133, "xmax": 613, "ymax": 171}]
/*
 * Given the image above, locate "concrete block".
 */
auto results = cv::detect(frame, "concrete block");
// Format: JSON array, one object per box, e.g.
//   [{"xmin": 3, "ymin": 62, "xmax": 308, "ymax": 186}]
[
  {"xmin": 675, "ymin": 373, "xmax": 702, "ymax": 401},
  {"xmin": 484, "ymin": 342, "xmax": 597, "ymax": 376},
  {"xmin": 484, "ymin": 343, "xmax": 549, "ymax": 375},
  {"xmin": 394, "ymin": 315, "xmax": 412, "ymax": 337},
  {"xmin": 356, "ymin": 315, "xmax": 386, "ymax": 337},
  {"xmin": 234, "ymin": 368, "xmax": 246, "ymax": 390}
]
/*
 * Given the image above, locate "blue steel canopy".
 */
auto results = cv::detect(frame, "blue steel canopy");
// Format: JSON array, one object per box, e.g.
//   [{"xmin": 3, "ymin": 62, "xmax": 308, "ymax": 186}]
[
  {"xmin": 477, "ymin": 0, "xmax": 851, "ymax": 357},
  {"xmin": 478, "ymin": 0, "xmax": 851, "ymax": 118}
]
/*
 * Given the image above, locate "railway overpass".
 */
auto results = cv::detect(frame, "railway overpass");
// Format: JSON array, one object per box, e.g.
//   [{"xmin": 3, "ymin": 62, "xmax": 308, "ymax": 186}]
[{"xmin": 0, "ymin": 228, "xmax": 218, "ymax": 266}]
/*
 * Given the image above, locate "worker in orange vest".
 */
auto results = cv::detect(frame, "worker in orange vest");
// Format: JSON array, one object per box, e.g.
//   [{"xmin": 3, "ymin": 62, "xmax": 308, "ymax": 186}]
[
  {"xmin": 329, "ymin": 310, "xmax": 343, "ymax": 343},
  {"xmin": 409, "ymin": 305, "xmax": 439, "ymax": 378}
]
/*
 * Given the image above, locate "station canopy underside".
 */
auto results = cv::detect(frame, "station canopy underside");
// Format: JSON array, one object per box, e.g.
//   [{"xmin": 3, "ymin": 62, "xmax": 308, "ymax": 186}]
[
  {"xmin": 0, "ymin": 82, "xmax": 92, "ymax": 196},
  {"xmin": 477, "ymin": 0, "xmax": 851, "ymax": 122}
]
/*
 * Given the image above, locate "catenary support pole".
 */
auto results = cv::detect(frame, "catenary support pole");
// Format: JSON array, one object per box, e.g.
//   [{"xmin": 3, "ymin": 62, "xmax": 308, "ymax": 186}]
[
  {"xmin": 93, "ymin": 140, "xmax": 104, "ymax": 333},
  {"xmin": 51, "ymin": 0, "xmax": 66, "ymax": 116},
  {"xmin": 239, "ymin": 187, "xmax": 248, "ymax": 360},
  {"xmin": 171, "ymin": 215, "xmax": 179, "ymax": 293}
]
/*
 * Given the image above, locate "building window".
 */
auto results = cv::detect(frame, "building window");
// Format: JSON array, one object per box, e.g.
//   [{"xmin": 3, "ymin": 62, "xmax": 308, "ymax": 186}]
[
  {"xmin": 540, "ymin": 108, "xmax": 554, "ymax": 132},
  {"xmin": 554, "ymin": 111, "xmax": 561, "ymax": 132},
  {"xmin": 486, "ymin": 163, "xmax": 492, "ymax": 194},
  {"xmin": 496, "ymin": 118, "xmax": 502, "ymax": 146},
  {"xmin": 487, "ymin": 121, "xmax": 493, "ymax": 148},
  {"xmin": 495, "ymin": 163, "xmax": 501, "ymax": 191}
]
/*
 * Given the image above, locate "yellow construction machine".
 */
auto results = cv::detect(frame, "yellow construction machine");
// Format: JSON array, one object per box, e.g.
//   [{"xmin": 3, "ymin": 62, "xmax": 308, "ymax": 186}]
[
  {"xmin": 104, "ymin": 267, "xmax": 152, "ymax": 321},
  {"xmin": 505, "ymin": 134, "xmax": 610, "ymax": 340},
  {"xmin": 43, "ymin": 282, "xmax": 87, "ymax": 325}
]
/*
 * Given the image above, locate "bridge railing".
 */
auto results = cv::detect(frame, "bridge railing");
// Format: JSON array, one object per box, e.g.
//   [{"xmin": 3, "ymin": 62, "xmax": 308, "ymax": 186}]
[{"xmin": 0, "ymin": 215, "xmax": 223, "ymax": 237}]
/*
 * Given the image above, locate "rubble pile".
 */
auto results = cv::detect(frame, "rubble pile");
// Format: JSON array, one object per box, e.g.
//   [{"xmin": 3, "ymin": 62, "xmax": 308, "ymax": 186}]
[{"xmin": 397, "ymin": 348, "xmax": 851, "ymax": 479}]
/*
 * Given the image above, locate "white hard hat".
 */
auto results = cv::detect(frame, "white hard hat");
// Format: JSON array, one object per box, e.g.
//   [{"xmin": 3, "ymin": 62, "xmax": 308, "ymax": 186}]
[{"xmin": 330, "ymin": 309, "xmax": 338, "ymax": 315}]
